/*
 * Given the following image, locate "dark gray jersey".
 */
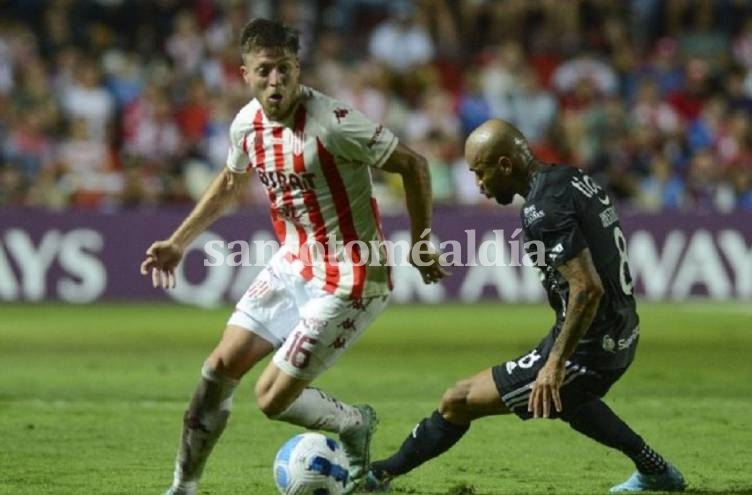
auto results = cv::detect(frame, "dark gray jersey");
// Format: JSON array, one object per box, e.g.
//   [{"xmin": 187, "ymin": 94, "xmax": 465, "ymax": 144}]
[{"xmin": 522, "ymin": 165, "xmax": 638, "ymax": 368}]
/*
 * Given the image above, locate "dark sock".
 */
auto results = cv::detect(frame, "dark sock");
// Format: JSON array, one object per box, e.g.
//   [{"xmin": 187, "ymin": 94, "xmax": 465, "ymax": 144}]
[
  {"xmin": 629, "ymin": 443, "xmax": 668, "ymax": 475},
  {"xmin": 563, "ymin": 399, "xmax": 667, "ymax": 475},
  {"xmin": 371, "ymin": 410, "xmax": 469, "ymax": 478}
]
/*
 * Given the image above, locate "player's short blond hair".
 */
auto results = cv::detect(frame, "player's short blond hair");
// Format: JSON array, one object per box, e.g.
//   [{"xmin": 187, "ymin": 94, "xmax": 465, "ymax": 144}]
[{"xmin": 240, "ymin": 18, "xmax": 299, "ymax": 56}]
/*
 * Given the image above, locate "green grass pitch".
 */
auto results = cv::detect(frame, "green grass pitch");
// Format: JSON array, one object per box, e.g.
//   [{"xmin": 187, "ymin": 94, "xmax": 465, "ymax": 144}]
[{"xmin": 1, "ymin": 302, "xmax": 751, "ymax": 495}]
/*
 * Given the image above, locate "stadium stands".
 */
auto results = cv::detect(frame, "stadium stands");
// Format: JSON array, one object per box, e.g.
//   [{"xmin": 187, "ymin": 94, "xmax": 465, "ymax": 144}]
[{"xmin": 1, "ymin": 0, "xmax": 750, "ymax": 212}]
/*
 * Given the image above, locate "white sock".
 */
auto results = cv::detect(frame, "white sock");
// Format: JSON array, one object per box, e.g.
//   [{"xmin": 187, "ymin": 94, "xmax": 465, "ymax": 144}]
[
  {"xmin": 171, "ymin": 364, "xmax": 239, "ymax": 489},
  {"xmin": 168, "ymin": 480, "xmax": 198, "ymax": 495},
  {"xmin": 272, "ymin": 387, "xmax": 363, "ymax": 434}
]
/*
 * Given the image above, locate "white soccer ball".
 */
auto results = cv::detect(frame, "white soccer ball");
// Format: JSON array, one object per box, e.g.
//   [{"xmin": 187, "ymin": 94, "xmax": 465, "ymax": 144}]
[{"xmin": 273, "ymin": 432, "xmax": 350, "ymax": 495}]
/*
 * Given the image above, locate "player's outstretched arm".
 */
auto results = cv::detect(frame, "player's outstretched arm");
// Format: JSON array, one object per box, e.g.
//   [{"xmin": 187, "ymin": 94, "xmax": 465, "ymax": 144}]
[
  {"xmin": 381, "ymin": 143, "xmax": 450, "ymax": 284},
  {"xmin": 528, "ymin": 247, "xmax": 604, "ymax": 418},
  {"xmin": 139, "ymin": 168, "xmax": 250, "ymax": 289}
]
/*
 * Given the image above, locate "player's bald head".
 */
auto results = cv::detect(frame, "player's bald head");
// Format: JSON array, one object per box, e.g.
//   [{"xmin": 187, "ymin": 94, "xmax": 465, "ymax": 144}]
[
  {"xmin": 464, "ymin": 119, "xmax": 539, "ymax": 205},
  {"xmin": 464, "ymin": 119, "xmax": 531, "ymax": 167}
]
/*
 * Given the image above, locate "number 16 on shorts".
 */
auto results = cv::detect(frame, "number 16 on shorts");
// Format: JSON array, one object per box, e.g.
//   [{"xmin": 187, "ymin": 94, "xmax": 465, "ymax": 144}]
[{"xmin": 284, "ymin": 331, "xmax": 318, "ymax": 370}]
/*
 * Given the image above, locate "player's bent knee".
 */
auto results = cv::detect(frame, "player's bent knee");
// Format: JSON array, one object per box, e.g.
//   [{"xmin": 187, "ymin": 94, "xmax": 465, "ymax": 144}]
[
  {"xmin": 204, "ymin": 327, "xmax": 273, "ymax": 380},
  {"xmin": 255, "ymin": 387, "xmax": 293, "ymax": 418},
  {"xmin": 205, "ymin": 350, "xmax": 242, "ymax": 379},
  {"xmin": 254, "ymin": 387, "xmax": 275, "ymax": 417},
  {"xmin": 256, "ymin": 395, "xmax": 280, "ymax": 418},
  {"xmin": 439, "ymin": 381, "xmax": 473, "ymax": 419},
  {"xmin": 204, "ymin": 352, "xmax": 223, "ymax": 372},
  {"xmin": 465, "ymin": 385, "xmax": 491, "ymax": 410}
]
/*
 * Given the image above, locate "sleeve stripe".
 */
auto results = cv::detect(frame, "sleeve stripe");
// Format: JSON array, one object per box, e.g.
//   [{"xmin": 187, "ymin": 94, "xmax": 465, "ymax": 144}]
[{"xmin": 372, "ymin": 135, "xmax": 398, "ymax": 168}]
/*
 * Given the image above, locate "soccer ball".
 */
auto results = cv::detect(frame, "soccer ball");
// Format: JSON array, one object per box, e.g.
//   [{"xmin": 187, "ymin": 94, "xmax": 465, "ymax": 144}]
[{"xmin": 273, "ymin": 432, "xmax": 350, "ymax": 495}]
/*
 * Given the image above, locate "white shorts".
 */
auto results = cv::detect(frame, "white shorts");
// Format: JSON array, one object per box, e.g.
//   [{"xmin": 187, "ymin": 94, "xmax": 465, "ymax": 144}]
[{"xmin": 227, "ymin": 252, "xmax": 390, "ymax": 380}]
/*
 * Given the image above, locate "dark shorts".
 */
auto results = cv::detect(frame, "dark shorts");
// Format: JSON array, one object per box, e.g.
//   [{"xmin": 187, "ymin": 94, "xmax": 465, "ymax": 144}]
[{"xmin": 491, "ymin": 345, "xmax": 629, "ymax": 421}]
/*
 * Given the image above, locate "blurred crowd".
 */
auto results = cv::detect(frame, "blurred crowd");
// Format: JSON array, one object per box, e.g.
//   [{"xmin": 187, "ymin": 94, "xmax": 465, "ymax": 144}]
[{"xmin": 1, "ymin": 0, "xmax": 752, "ymax": 213}]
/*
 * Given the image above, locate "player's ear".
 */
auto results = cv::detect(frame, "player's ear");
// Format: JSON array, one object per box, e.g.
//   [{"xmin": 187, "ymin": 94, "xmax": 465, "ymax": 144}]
[
  {"xmin": 498, "ymin": 156, "xmax": 513, "ymax": 175},
  {"xmin": 240, "ymin": 65, "xmax": 251, "ymax": 84}
]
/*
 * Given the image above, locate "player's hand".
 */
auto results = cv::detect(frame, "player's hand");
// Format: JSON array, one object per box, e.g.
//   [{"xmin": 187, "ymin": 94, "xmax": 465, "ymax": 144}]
[
  {"xmin": 411, "ymin": 249, "xmax": 451, "ymax": 285},
  {"xmin": 528, "ymin": 359, "xmax": 565, "ymax": 419},
  {"xmin": 139, "ymin": 240, "xmax": 184, "ymax": 289}
]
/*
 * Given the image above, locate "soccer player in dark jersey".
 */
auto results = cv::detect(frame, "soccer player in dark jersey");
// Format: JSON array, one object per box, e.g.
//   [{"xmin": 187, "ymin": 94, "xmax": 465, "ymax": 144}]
[{"xmin": 365, "ymin": 119, "xmax": 686, "ymax": 493}]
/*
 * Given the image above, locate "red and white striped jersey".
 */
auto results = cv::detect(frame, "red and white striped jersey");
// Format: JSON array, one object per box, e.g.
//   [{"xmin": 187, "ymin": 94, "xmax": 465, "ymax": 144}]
[{"xmin": 226, "ymin": 85, "xmax": 397, "ymax": 299}]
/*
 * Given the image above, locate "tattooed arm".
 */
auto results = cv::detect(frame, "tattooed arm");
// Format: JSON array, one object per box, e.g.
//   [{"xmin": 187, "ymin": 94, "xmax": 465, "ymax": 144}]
[{"xmin": 528, "ymin": 247, "xmax": 604, "ymax": 418}]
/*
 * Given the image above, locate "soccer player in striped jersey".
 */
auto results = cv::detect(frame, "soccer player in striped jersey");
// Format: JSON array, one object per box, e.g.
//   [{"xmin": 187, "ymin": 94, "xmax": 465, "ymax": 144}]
[
  {"xmin": 139, "ymin": 18, "xmax": 448, "ymax": 495},
  {"xmin": 365, "ymin": 120, "xmax": 685, "ymax": 493}
]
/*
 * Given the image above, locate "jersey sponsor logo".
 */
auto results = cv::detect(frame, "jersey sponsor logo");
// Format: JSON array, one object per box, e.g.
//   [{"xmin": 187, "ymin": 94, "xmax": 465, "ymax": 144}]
[
  {"xmin": 599, "ymin": 206, "xmax": 618, "ymax": 228},
  {"xmin": 601, "ymin": 326, "xmax": 640, "ymax": 352},
  {"xmin": 258, "ymin": 170, "xmax": 316, "ymax": 192},
  {"xmin": 571, "ymin": 173, "xmax": 610, "ymax": 206},
  {"xmin": 602, "ymin": 335, "xmax": 616, "ymax": 352},
  {"xmin": 333, "ymin": 107, "xmax": 350, "ymax": 123},
  {"xmin": 275, "ymin": 204, "xmax": 305, "ymax": 224},
  {"xmin": 618, "ymin": 325, "xmax": 639, "ymax": 350},
  {"xmin": 367, "ymin": 125, "xmax": 384, "ymax": 149},
  {"xmin": 522, "ymin": 204, "xmax": 546, "ymax": 226}
]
